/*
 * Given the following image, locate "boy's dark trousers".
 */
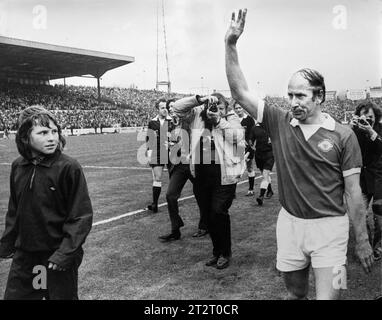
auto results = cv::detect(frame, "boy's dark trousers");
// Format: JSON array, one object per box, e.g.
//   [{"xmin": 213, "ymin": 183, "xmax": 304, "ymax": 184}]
[
  {"xmin": 193, "ymin": 164, "xmax": 236, "ymax": 258},
  {"xmin": 4, "ymin": 249, "xmax": 82, "ymax": 300},
  {"xmin": 166, "ymin": 163, "xmax": 208, "ymax": 231}
]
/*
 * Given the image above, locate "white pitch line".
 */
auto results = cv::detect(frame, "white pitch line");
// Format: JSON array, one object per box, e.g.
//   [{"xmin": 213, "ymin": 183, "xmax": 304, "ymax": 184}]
[
  {"xmin": 0, "ymin": 163, "xmax": 151, "ymax": 171},
  {"xmin": 83, "ymin": 165, "xmax": 151, "ymax": 170},
  {"xmin": 92, "ymin": 173, "xmax": 274, "ymax": 227}
]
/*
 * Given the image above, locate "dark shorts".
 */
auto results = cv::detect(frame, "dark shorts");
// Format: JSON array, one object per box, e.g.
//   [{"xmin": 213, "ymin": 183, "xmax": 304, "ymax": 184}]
[
  {"xmin": 4, "ymin": 249, "xmax": 82, "ymax": 300},
  {"xmin": 255, "ymin": 152, "xmax": 274, "ymax": 171}
]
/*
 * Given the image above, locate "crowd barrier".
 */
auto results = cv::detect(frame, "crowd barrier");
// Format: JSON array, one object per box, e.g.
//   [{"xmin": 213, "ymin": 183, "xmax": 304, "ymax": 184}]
[{"xmin": 62, "ymin": 126, "xmax": 145, "ymax": 136}]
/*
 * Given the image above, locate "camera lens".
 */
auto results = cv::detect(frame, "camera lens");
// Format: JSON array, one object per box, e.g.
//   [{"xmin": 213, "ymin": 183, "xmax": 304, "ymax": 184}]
[{"xmin": 209, "ymin": 104, "xmax": 218, "ymax": 112}]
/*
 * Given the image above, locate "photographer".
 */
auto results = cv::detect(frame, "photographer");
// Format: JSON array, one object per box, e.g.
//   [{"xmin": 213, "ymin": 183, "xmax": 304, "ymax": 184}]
[
  {"xmin": 158, "ymin": 99, "xmax": 208, "ymax": 242},
  {"xmin": 351, "ymin": 101, "xmax": 382, "ymax": 261},
  {"xmin": 172, "ymin": 93, "xmax": 245, "ymax": 269}
]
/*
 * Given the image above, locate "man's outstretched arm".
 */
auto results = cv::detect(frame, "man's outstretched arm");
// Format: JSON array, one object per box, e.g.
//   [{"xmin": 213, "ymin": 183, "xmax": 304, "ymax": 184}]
[{"xmin": 225, "ymin": 9, "xmax": 260, "ymax": 120}]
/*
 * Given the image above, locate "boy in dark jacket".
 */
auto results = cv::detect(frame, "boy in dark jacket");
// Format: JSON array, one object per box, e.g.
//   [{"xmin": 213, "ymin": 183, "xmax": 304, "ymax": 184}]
[{"xmin": 0, "ymin": 105, "xmax": 93, "ymax": 299}]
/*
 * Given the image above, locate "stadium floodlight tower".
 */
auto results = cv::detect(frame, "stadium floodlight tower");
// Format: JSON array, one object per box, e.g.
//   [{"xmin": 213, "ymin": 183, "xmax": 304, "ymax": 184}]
[{"xmin": 156, "ymin": 0, "xmax": 171, "ymax": 93}]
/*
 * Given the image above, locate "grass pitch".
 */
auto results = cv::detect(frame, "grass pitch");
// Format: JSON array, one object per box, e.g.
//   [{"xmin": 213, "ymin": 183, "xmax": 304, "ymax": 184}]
[{"xmin": 0, "ymin": 133, "xmax": 380, "ymax": 299}]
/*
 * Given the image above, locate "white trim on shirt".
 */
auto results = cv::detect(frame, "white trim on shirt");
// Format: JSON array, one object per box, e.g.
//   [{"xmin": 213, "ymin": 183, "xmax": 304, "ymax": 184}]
[{"xmin": 343, "ymin": 167, "xmax": 361, "ymax": 177}]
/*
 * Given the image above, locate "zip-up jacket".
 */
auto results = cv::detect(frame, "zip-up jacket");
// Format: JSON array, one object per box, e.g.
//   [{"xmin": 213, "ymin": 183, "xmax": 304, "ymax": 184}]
[{"xmin": 0, "ymin": 150, "xmax": 93, "ymax": 268}]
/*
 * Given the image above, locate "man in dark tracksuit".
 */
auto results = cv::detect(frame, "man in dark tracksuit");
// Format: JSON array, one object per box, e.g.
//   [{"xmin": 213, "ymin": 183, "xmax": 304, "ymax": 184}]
[
  {"xmin": 0, "ymin": 106, "xmax": 93, "ymax": 300},
  {"xmin": 159, "ymin": 100, "xmax": 208, "ymax": 242}
]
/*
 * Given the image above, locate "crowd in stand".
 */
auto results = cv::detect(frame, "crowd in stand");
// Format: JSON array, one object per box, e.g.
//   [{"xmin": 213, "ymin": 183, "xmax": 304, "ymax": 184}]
[
  {"xmin": 0, "ymin": 83, "xmax": 184, "ymax": 131},
  {"xmin": 1, "ymin": 82, "xmax": 381, "ymax": 132}
]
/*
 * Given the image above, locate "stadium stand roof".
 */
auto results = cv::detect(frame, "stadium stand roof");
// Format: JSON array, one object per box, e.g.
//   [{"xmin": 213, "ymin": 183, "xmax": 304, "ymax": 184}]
[{"xmin": 0, "ymin": 36, "xmax": 135, "ymax": 81}]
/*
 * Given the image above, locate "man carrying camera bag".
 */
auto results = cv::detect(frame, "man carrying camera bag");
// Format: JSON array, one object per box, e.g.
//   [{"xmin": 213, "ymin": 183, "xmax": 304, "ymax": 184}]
[{"xmin": 172, "ymin": 93, "xmax": 245, "ymax": 269}]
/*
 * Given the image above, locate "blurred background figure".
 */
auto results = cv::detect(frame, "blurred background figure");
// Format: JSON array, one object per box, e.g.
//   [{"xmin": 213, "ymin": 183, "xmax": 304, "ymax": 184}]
[{"xmin": 350, "ymin": 101, "xmax": 382, "ymax": 261}]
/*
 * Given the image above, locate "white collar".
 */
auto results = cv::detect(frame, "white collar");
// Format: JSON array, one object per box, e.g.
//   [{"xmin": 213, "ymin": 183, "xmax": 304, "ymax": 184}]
[
  {"xmin": 290, "ymin": 113, "xmax": 335, "ymax": 131},
  {"xmin": 152, "ymin": 115, "xmax": 172, "ymax": 121}
]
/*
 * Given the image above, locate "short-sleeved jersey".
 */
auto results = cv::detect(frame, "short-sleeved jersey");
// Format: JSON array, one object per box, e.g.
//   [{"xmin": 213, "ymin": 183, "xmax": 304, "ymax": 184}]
[
  {"xmin": 239, "ymin": 115, "xmax": 255, "ymax": 143},
  {"xmin": 146, "ymin": 115, "xmax": 173, "ymax": 165},
  {"xmin": 258, "ymin": 101, "xmax": 362, "ymax": 219},
  {"xmin": 249, "ymin": 123, "xmax": 273, "ymax": 155}
]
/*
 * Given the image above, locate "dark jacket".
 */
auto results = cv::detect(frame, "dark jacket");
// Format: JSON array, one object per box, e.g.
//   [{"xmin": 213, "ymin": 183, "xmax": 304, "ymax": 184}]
[
  {"xmin": 353, "ymin": 123, "xmax": 382, "ymax": 170},
  {"xmin": 249, "ymin": 122, "xmax": 273, "ymax": 156},
  {"xmin": 353, "ymin": 123, "xmax": 382, "ymax": 195},
  {"xmin": 0, "ymin": 150, "xmax": 93, "ymax": 268},
  {"xmin": 146, "ymin": 115, "xmax": 174, "ymax": 165}
]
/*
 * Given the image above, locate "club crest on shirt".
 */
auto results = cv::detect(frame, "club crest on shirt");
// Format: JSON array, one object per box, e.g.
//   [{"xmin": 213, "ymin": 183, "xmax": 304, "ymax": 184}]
[{"xmin": 317, "ymin": 139, "xmax": 334, "ymax": 152}]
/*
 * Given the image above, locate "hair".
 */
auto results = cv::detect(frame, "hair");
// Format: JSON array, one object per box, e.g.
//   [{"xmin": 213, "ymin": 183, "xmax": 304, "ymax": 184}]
[
  {"xmin": 354, "ymin": 100, "xmax": 382, "ymax": 126},
  {"xmin": 155, "ymin": 98, "xmax": 167, "ymax": 109},
  {"xmin": 166, "ymin": 98, "xmax": 175, "ymax": 111},
  {"xmin": 15, "ymin": 105, "xmax": 66, "ymax": 160},
  {"xmin": 295, "ymin": 68, "xmax": 326, "ymax": 104},
  {"xmin": 211, "ymin": 92, "xmax": 229, "ymax": 110}
]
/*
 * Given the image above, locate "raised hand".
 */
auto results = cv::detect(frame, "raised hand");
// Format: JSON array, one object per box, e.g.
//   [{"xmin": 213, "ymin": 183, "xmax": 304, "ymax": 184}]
[{"xmin": 225, "ymin": 8, "xmax": 247, "ymax": 45}]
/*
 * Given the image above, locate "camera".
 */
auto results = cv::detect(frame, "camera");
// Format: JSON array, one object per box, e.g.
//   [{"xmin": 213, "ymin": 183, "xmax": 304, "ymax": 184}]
[
  {"xmin": 206, "ymin": 101, "xmax": 218, "ymax": 113},
  {"xmin": 358, "ymin": 118, "xmax": 373, "ymax": 126},
  {"xmin": 352, "ymin": 115, "xmax": 373, "ymax": 127}
]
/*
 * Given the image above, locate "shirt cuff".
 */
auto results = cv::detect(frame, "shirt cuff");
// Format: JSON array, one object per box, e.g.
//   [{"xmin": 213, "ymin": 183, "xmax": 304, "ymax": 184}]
[
  {"xmin": 195, "ymin": 95, "xmax": 203, "ymax": 105},
  {"xmin": 343, "ymin": 167, "xmax": 361, "ymax": 177},
  {"xmin": 370, "ymin": 131, "xmax": 378, "ymax": 141},
  {"xmin": 257, "ymin": 99, "xmax": 265, "ymax": 123}
]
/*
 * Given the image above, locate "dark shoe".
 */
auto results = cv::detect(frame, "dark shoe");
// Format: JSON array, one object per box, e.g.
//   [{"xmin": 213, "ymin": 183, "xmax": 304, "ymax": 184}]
[
  {"xmin": 265, "ymin": 189, "xmax": 274, "ymax": 199},
  {"xmin": 147, "ymin": 203, "xmax": 158, "ymax": 213},
  {"xmin": 192, "ymin": 229, "xmax": 208, "ymax": 237},
  {"xmin": 159, "ymin": 230, "xmax": 181, "ymax": 242},
  {"xmin": 256, "ymin": 196, "xmax": 264, "ymax": 206},
  {"xmin": 216, "ymin": 256, "xmax": 230, "ymax": 269},
  {"xmin": 205, "ymin": 256, "xmax": 219, "ymax": 267}
]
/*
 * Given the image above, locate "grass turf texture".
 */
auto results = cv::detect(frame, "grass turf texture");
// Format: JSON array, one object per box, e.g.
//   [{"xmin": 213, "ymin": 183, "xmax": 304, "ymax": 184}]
[{"xmin": 0, "ymin": 133, "xmax": 380, "ymax": 299}]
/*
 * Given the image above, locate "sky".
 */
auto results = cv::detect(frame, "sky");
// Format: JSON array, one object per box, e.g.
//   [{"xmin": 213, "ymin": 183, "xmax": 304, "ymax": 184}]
[{"xmin": 0, "ymin": 0, "xmax": 381, "ymax": 96}]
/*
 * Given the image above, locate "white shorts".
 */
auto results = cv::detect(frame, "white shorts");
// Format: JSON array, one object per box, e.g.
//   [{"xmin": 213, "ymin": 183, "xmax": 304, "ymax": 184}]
[{"xmin": 276, "ymin": 208, "xmax": 349, "ymax": 272}]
